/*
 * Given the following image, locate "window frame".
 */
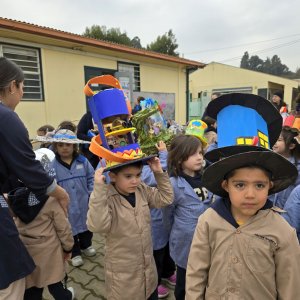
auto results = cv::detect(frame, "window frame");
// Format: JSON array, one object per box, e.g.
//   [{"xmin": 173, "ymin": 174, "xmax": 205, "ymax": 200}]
[
  {"xmin": 117, "ymin": 61, "xmax": 140, "ymax": 92},
  {"xmin": 0, "ymin": 43, "xmax": 44, "ymax": 101}
]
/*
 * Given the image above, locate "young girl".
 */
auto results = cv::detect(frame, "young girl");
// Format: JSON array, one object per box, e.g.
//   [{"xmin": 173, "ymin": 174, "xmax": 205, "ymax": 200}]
[
  {"xmin": 87, "ymin": 157, "xmax": 173, "ymax": 300},
  {"xmin": 8, "ymin": 148, "xmax": 74, "ymax": 300},
  {"xmin": 142, "ymin": 141, "xmax": 176, "ymax": 299},
  {"xmin": 162, "ymin": 134, "xmax": 214, "ymax": 300},
  {"xmin": 50, "ymin": 129, "xmax": 96, "ymax": 267},
  {"xmin": 271, "ymin": 126, "xmax": 300, "ymax": 208}
]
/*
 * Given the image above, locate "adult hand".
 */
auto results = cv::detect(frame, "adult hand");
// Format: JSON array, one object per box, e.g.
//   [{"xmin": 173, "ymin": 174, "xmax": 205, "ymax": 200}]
[
  {"xmin": 147, "ymin": 157, "xmax": 163, "ymax": 173},
  {"xmin": 49, "ymin": 185, "xmax": 70, "ymax": 216}
]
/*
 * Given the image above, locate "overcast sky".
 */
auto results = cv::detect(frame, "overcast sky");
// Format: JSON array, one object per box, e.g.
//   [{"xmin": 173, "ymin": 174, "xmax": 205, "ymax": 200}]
[{"xmin": 2, "ymin": 0, "xmax": 300, "ymax": 71}]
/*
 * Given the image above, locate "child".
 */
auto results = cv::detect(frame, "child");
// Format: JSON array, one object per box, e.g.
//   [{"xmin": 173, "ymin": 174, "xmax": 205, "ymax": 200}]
[
  {"xmin": 163, "ymin": 134, "xmax": 213, "ymax": 300},
  {"xmin": 8, "ymin": 148, "xmax": 74, "ymax": 300},
  {"xmin": 142, "ymin": 141, "xmax": 176, "ymax": 299},
  {"xmin": 283, "ymin": 184, "xmax": 300, "ymax": 241},
  {"xmin": 87, "ymin": 157, "xmax": 174, "ymax": 300},
  {"xmin": 270, "ymin": 126, "xmax": 300, "ymax": 208},
  {"xmin": 186, "ymin": 92, "xmax": 300, "ymax": 299},
  {"xmin": 49, "ymin": 129, "xmax": 96, "ymax": 267},
  {"xmin": 186, "ymin": 151, "xmax": 300, "ymax": 299}
]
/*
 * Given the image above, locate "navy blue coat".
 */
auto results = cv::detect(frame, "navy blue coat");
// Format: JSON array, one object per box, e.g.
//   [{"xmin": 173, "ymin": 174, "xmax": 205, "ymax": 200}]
[{"xmin": 0, "ymin": 103, "xmax": 53, "ymax": 289}]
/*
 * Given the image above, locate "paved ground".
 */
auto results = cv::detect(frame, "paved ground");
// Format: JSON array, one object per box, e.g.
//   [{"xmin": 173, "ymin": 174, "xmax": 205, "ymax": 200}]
[{"xmin": 43, "ymin": 233, "xmax": 175, "ymax": 300}]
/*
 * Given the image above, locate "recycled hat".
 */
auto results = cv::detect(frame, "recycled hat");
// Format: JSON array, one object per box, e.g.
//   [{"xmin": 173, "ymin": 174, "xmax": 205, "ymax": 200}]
[
  {"xmin": 202, "ymin": 150, "xmax": 298, "ymax": 197},
  {"xmin": 103, "ymin": 154, "xmax": 157, "ymax": 172},
  {"xmin": 204, "ymin": 93, "xmax": 282, "ymax": 162},
  {"xmin": 35, "ymin": 129, "xmax": 90, "ymax": 144},
  {"xmin": 185, "ymin": 119, "xmax": 208, "ymax": 147}
]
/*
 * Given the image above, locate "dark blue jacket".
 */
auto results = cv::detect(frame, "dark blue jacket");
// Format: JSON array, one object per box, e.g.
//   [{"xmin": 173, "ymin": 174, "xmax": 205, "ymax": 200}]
[{"xmin": 0, "ymin": 103, "xmax": 53, "ymax": 289}]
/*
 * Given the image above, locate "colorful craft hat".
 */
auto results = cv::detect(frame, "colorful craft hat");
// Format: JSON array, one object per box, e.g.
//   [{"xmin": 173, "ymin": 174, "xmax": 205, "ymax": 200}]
[
  {"xmin": 204, "ymin": 93, "xmax": 282, "ymax": 162},
  {"xmin": 131, "ymin": 98, "xmax": 173, "ymax": 155},
  {"xmin": 185, "ymin": 119, "xmax": 208, "ymax": 147},
  {"xmin": 201, "ymin": 93, "xmax": 298, "ymax": 196},
  {"xmin": 35, "ymin": 129, "xmax": 90, "ymax": 144},
  {"xmin": 84, "ymin": 75, "xmax": 153, "ymax": 171}
]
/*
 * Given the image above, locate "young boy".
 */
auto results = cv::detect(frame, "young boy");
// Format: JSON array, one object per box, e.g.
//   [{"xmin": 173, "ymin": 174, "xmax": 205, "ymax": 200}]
[
  {"xmin": 87, "ymin": 157, "xmax": 173, "ymax": 300},
  {"xmin": 185, "ymin": 92, "xmax": 300, "ymax": 299}
]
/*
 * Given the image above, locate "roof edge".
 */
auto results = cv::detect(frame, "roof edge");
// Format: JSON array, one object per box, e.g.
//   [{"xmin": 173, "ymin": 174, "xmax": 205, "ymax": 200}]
[{"xmin": 0, "ymin": 18, "xmax": 205, "ymax": 68}]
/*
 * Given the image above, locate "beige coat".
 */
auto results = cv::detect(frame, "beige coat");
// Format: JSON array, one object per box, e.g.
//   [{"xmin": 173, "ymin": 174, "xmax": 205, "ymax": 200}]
[
  {"xmin": 87, "ymin": 171, "xmax": 173, "ymax": 300},
  {"xmin": 186, "ymin": 207, "xmax": 300, "ymax": 300},
  {"xmin": 15, "ymin": 197, "xmax": 74, "ymax": 288}
]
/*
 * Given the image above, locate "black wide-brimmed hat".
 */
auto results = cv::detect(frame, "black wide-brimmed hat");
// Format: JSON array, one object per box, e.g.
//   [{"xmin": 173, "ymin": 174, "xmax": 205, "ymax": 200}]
[
  {"xmin": 202, "ymin": 150, "xmax": 298, "ymax": 197},
  {"xmin": 205, "ymin": 93, "xmax": 282, "ymax": 162}
]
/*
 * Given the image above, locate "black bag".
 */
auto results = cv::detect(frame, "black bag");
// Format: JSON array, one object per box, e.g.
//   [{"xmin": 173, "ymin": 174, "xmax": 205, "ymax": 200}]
[{"xmin": 8, "ymin": 187, "xmax": 48, "ymax": 224}]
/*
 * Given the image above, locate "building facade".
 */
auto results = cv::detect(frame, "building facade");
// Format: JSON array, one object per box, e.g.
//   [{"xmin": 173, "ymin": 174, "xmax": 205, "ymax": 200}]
[
  {"xmin": 0, "ymin": 18, "xmax": 204, "ymax": 136},
  {"xmin": 189, "ymin": 62, "xmax": 299, "ymax": 118}
]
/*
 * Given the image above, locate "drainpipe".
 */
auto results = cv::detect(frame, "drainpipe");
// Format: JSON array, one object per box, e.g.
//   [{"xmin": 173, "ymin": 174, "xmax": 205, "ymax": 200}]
[{"xmin": 186, "ymin": 66, "xmax": 199, "ymax": 123}]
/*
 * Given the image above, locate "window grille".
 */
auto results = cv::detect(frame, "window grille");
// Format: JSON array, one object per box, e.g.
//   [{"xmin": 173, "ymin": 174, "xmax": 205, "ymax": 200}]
[
  {"xmin": 0, "ymin": 44, "xmax": 43, "ymax": 101},
  {"xmin": 118, "ymin": 62, "xmax": 140, "ymax": 91}
]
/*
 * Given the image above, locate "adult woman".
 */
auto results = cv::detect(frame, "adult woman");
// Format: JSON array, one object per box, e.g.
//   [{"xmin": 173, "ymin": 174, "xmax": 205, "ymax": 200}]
[{"xmin": 0, "ymin": 57, "xmax": 70, "ymax": 299}]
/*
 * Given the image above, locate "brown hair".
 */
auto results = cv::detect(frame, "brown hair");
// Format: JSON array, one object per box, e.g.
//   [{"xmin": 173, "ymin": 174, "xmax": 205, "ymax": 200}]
[
  {"xmin": 52, "ymin": 142, "xmax": 79, "ymax": 156},
  {"xmin": 167, "ymin": 134, "xmax": 203, "ymax": 176},
  {"xmin": 37, "ymin": 124, "xmax": 55, "ymax": 135},
  {"xmin": 281, "ymin": 126, "xmax": 300, "ymax": 161},
  {"xmin": 109, "ymin": 161, "xmax": 143, "ymax": 174},
  {"xmin": 57, "ymin": 120, "xmax": 77, "ymax": 132}
]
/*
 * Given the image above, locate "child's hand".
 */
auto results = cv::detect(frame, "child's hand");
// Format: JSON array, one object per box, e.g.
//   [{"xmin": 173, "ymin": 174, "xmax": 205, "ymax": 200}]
[
  {"xmin": 147, "ymin": 157, "xmax": 163, "ymax": 173},
  {"xmin": 155, "ymin": 141, "xmax": 167, "ymax": 152},
  {"xmin": 94, "ymin": 167, "xmax": 106, "ymax": 184},
  {"xmin": 63, "ymin": 252, "xmax": 71, "ymax": 261}
]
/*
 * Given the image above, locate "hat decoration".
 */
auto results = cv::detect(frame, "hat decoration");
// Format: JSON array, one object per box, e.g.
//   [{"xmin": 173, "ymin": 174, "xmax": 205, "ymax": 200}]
[
  {"xmin": 202, "ymin": 93, "xmax": 298, "ymax": 197},
  {"xmin": 131, "ymin": 98, "xmax": 174, "ymax": 155},
  {"xmin": 185, "ymin": 119, "xmax": 208, "ymax": 147},
  {"xmin": 84, "ymin": 75, "xmax": 153, "ymax": 170},
  {"xmin": 204, "ymin": 93, "xmax": 282, "ymax": 162},
  {"xmin": 35, "ymin": 129, "xmax": 90, "ymax": 144}
]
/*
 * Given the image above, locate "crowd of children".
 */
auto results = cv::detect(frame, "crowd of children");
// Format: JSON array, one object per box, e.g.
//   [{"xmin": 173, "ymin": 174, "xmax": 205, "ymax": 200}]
[{"xmin": 3, "ymin": 68, "xmax": 300, "ymax": 300}]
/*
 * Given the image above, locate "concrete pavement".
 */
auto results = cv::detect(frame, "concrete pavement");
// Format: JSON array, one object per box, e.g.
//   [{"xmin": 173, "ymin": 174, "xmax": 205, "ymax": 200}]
[{"xmin": 43, "ymin": 233, "xmax": 175, "ymax": 300}]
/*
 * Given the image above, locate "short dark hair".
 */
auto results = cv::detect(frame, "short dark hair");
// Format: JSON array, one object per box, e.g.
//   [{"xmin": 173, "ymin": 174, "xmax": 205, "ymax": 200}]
[
  {"xmin": 37, "ymin": 124, "xmax": 55, "ymax": 135},
  {"xmin": 109, "ymin": 161, "xmax": 143, "ymax": 174},
  {"xmin": 224, "ymin": 164, "xmax": 272, "ymax": 181},
  {"xmin": 137, "ymin": 96, "xmax": 145, "ymax": 104},
  {"xmin": 167, "ymin": 134, "xmax": 203, "ymax": 176},
  {"xmin": 57, "ymin": 120, "xmax": 77, "ymax": 132},
  {"xmin": 0, "ymin": 57, "xmax": 24, "ymax": 95}
]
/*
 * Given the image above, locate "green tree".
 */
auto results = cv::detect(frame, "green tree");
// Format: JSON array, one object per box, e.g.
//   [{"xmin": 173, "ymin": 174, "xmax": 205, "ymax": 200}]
[
  {"xmin": 240, "ymin": 52, "xmax": 293, "ymax": 77},
  {"xmin": 131, "ymin": 36, "xmax": 142, "ymax": 49},
  {"xmin": 147, "ymin": 29, "xmax": 179, "ymax": 56},
  {"xmin": 83, "ymin": 25, "xmax": 133, "ymax": 47},
  {"xmin": 240, "ymin": 51, "xmax": 250, "ymax": 68}
]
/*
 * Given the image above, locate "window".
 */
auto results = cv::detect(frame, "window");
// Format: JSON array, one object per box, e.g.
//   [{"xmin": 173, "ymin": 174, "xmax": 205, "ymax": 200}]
[
  {"xmin": 0, "ymin": 44, "xmax": 43, "ymax": 100},
  {"xmin": 117, "ymin": 62, "xmax": 140, "ymax": 91}
]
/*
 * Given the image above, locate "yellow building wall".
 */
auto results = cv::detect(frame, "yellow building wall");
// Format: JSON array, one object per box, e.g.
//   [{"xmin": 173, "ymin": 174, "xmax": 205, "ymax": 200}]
[
  {"xmin": 140, "ymin": 64, "xmax": 186, "ymax": 123},
  {"xmin": 15, "ymin": 47, "xmax": 187, "ymax": 137},
  {"xmin": 190, "ymin": 63, "xmax": 298, "ymax": 107}
]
